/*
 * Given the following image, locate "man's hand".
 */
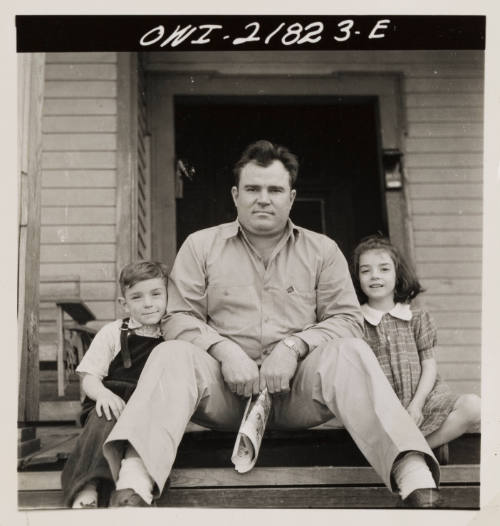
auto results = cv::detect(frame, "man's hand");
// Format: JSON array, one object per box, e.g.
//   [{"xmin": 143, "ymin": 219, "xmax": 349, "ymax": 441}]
[
  {"xmin": 259, "ymin": 342, "xmax": 300, "ymax": 394},
  {"xmin": 95, "ymin": 389, "xmax": 126, "ymax": 421},
  {"xmin": 406, "ymin": 401, "xmax": 424, "ymax": 427},
  {"xmin": 209, "ymin": 340, "xmax": 260, "ymax": 397}
]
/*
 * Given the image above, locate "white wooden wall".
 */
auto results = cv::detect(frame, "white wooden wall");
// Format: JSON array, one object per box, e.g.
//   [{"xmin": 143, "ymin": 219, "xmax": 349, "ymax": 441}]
[
  {"xmin": 39, "ymin": 50, "xmax": 483, "ymax": 395},
  {"xmin": 40, "ymin": 53, "xmax": 119, "ymax": 328}
]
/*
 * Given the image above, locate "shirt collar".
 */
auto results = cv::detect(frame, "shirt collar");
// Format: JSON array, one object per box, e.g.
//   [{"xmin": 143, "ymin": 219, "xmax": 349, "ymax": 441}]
[
  {"xmin": 361, "ymin": 302, "xmax": 412, "ymax": 326},
  {"xmin": 126, "ymin": 317, "xmax": 162, "ymax": 337},
  {"xmin": 222, "ymin": 219, "xmax": 299, "ymax": 240}
]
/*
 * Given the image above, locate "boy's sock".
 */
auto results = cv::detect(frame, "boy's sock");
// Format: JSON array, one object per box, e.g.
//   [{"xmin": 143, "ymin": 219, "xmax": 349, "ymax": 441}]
[
  {"xmin": 72, "ymin": 481, "xmax": 98, "ymax": 508},
  {"xmin": 115, "ymin": 455, "xmax": 154, "ymax": 505},
  {"xmin": 392, "ymin": 451, "xmax": 437, "ymax": 499}
]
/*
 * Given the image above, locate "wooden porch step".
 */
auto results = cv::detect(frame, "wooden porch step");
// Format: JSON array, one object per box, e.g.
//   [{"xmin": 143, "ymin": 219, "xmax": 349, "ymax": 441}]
[{"xmin": 18, "ymin": 465, "xmax": 480, "ymax": 509}]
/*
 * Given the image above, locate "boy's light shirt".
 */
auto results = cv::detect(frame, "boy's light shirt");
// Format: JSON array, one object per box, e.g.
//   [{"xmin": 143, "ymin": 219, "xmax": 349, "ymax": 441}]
[
  {"xmin": 361, "ymin": 302, "xmax": 412, "ymax": 326},
  {"xmin": 76, "ymin": 317, "xmax": 163, "ymax": 380}
]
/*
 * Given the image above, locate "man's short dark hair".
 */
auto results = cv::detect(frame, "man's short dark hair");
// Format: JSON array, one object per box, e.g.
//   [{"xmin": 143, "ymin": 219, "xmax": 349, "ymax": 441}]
[
  {"xmin": 233, "ymin": 140, "xmax": 299, "ymax": 189},
  {"xmin": 119, "ymin": 260, "xmax": 169, "ymax": 296}
]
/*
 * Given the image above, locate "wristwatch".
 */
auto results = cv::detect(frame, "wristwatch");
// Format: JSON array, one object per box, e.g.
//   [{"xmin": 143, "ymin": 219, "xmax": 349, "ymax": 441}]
[{"xmin": 283, "ymin": 337, "xmax": 302, "ymax": 361}]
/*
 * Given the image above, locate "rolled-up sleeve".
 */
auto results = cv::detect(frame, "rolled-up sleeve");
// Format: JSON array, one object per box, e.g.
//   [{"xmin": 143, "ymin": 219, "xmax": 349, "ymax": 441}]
[
  {"xmin": 294, "ymin": 241, "xmax": 364, "ymax": 351},
  {"xmin": 162, "ymin": 234, "xmax": 228, "ymax": 351}
]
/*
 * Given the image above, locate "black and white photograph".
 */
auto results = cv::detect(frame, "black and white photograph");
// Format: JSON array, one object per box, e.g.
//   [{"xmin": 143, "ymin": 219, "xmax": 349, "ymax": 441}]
[{"xmin": 6, "ymin": 2, "xmax": 500, "ymax": 525}]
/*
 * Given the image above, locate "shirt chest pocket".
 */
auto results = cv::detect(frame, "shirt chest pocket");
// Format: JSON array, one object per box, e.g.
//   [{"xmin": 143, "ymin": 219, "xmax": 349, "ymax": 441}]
[{"xmin": 206, "ymin": 284, "xmax": 259, "ymax": 330}]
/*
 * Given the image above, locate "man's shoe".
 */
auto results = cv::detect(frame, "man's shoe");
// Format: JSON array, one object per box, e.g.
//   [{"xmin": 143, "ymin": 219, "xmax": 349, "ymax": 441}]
[
  {"xmin": 403, "ymin": 488, "xmax": 442, "ymax": 508},
  {"xmin": 109, "ymin": 488, "xmax": 152, "ymax": 507}
]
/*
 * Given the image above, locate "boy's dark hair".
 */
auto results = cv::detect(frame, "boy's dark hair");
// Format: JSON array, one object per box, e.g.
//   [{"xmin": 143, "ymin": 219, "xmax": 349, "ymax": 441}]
[
  {"xmin": 233, "ymin": 139, "xmax": 299, "ymax": 189},
  {"xmin": 119, "ymin": 260, "xmax": 169, "ymax": 296},
  {"xmin": 351, "ymin": 235, "xmax": 424, "ymax": 304}
]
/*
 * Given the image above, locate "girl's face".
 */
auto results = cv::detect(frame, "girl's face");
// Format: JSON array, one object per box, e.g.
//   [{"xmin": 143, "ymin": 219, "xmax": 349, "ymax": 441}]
[{"xmin": 358, "ymin": 249, "xmax": 397, "ymax": 307}]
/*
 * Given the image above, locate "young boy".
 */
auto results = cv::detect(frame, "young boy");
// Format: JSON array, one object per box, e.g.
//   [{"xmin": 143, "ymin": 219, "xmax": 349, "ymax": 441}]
[{"xmin": 61, "ymin": 260, "xmax": 168, "ymax": 508}]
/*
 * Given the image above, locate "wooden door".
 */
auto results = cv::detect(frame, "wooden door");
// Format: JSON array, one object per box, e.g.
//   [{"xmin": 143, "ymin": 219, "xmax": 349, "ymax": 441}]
[
  {"xmin": 149, "ymin": 74, "xmax": 404, "ymax": 267},
  {"xmin": 174, "ymin": 96, "xmax": 385, "ymax": 258}
]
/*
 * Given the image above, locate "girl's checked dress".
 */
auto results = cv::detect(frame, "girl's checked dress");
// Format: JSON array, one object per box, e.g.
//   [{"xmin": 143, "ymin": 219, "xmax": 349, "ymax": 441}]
[{"xmin": 361, "ymin": 302, "xmax": 458, "ymax": 436}]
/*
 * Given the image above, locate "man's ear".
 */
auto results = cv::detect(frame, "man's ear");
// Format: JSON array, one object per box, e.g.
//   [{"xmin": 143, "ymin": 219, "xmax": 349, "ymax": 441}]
[
  {"xmin": 290, "ymin": 188, "xmax": 297, "ymax": 204},
  {"xmin": 231, "ymin": 186, "xmax": 238, "ymax": 206}
]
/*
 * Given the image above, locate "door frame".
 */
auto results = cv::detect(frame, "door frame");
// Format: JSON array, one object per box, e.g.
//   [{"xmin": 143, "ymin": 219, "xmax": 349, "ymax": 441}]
[{"xmin": 148, "ymin": 69, "xmax": 409, "ymax": 268}]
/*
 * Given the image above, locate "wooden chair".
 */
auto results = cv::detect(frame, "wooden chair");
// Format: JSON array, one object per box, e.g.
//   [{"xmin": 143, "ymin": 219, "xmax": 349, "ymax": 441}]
[{"xmin": 39, "ymin": 275, "xmax": 96, "ymax": 399}]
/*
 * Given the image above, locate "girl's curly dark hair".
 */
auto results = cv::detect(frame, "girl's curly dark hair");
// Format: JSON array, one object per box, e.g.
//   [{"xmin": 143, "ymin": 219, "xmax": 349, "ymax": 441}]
[{"xmin": 351, "ymin": 235, "xmax": 424, "ymax": 304}]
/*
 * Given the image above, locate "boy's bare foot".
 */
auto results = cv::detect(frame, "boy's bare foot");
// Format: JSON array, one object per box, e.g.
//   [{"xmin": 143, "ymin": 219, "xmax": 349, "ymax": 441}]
[{"xmin": 72, "ymin": 482, "xmax": 98, "ymax": 508}]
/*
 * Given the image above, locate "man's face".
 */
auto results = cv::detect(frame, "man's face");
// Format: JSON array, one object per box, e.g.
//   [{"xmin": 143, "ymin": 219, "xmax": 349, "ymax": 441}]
[{"xmin": 231, "ymin": 160, "xmax": 296, "ymax": 237}]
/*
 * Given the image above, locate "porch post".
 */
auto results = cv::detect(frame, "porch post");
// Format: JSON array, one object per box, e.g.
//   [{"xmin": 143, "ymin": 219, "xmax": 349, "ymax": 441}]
[
  {"xmin": 115, "ymin": 53, "xmax": 139, "ymax": 303},
  {"xmin": 18, "ymin": 53, "xmax": 45, "ymax": 422}
]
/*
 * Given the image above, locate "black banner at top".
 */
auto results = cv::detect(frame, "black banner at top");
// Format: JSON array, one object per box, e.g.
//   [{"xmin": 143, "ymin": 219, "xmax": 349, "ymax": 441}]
[{"xmin": 16, "ymin": 15, "xmax": 485, "ymax": 52}]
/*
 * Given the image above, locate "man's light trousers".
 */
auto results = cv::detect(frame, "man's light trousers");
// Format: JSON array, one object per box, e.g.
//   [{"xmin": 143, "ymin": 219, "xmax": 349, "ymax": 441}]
[{"xmin": 103, "ymin": 338, "xmax": 439, "ymax": 496}]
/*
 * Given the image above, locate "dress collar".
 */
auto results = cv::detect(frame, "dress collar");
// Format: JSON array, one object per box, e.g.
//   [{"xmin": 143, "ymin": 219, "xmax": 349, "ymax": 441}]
[{"xmin": 361, "ymin": 302, "xmax": 412, "ymax": 326}]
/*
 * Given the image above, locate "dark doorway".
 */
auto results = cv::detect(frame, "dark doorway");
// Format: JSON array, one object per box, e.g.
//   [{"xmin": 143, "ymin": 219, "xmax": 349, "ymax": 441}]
[{"xmin": 174, "ymin": 96, "xmax": 387, "ymax": 258}]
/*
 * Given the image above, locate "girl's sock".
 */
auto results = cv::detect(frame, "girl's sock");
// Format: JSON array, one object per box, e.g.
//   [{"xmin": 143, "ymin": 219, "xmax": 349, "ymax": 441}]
[
  {"xmin": 72, "ymin": 481, "xmax": 98, "ymax": 508},
  {"xmin": 115, "ymin": 455, "xmax": 154, "ymax": 505},
  {"xmin": 392, "ymin": 451, "xmax": 437, "ymax": 499}
]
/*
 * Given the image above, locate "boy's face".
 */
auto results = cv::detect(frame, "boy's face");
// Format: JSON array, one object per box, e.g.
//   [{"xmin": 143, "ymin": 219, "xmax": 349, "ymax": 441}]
[{"xmin": 119, "ymin": 277, "xmax": 167, "ymax": 326}]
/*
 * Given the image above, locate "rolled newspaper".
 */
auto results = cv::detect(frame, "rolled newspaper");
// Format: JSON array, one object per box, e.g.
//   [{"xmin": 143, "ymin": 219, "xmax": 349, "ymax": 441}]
[{"xmin": 231, "ymin": 388, "xmax": 272, "ymax": 473}]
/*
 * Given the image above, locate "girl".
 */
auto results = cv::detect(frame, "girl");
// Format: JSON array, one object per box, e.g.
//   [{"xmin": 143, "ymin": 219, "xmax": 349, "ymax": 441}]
[{"xmin": 351, "ymin": 235, "xmax": 480, "ymax": 450}]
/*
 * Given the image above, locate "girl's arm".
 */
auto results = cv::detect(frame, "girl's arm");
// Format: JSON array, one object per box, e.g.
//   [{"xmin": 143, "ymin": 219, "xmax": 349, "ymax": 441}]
[
  {"xmin": 81, "ymin": 373, "xmax": 126, "ymax": 421},
  {"xmin": 407, "ymin": 356, "xmax": 437, "ymax": 425}
]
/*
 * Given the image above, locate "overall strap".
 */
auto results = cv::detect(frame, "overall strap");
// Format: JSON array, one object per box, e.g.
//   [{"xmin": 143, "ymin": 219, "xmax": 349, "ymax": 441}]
[{"xmin": 120, "ymin": 317, "xmax": 131, "ymax": 368}]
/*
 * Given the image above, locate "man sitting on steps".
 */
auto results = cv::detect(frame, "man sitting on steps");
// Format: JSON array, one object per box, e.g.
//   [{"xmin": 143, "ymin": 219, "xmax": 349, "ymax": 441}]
[{"xmin": 103, "ymin": 139, "xmax": 441, "ymax": 508}]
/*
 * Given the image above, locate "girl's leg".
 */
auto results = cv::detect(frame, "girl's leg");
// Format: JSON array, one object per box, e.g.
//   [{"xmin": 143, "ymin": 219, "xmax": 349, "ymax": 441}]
[{"xmin": 426, "ymin": 394, "xmax": 481, "ymax": 449}]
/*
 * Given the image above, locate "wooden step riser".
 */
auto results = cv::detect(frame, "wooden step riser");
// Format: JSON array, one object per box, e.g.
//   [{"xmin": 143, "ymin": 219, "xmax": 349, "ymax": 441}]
[
  {"xmin": 18, "ymin": 465, "xmax": 481, "ymax": 491},
  {"xmin": 18, "ymin": 485, "xmax": 480, "ymax": 510}
]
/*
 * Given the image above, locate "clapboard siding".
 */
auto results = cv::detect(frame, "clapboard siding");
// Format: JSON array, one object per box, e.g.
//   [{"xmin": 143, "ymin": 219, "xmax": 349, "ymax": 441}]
[
  {"xmin": 421, "ymin": 279, "xmax": 481, "ymax": 295},
  {"xmin": 41, "ymin": 226, "xmax": 115, "ymax": 243},
  {"xmin": 424, "ymin": 295, "xmax": 481, "ymax": 311},
  {"xmin": 405, "ymin": 137, "xmax": 483, "ymax": 153},
  {"xmin": 40, "ymin": 244, "xmax": 115, "ymax": 263},
  {"xmin": 42, "ymin": 170, "xmax": 116, "ymax": 188},
  {"xmin": 40, "ymin": 53, "xmax": 119, "ymax": 326},
  {"xmin": 415, "ymin": 247, "xmax": 482, "ymax": 262},
  {"xmin": 43, "ymin": 99, "xmax": 117, "ymax": 115},
  {"xmin": 40, "ymin": 262, "xmax": 115, "ymax": 281},
  {"xmin": 407, "ymin": 123, "xmax": 482, "ymax": 137},
  {"xmin": 412, "ymin": 200, "xmax": 482, "ymax": 215},
  {"xmin": 404, "ymin": 55, "xmax": 483, "ymax": 396},
  {"xmin": 45, "ymin": 81, "xmax": 117, "ymax": 98},
  {"xmin": 43, "ymin": 115, "xmax": 117, "ymax": 133},
  {"xmin": 418, "ymin": 263, "xmax": 481, "ymax": 278},
  {"xmin": 42, "ymin": 188, "xmax": 115, "ymax": 206},
  {"xmin": 42, "ymin": 207, "xmax": 115, "ymax": 225},
  {"xmin": 409, "ymin": 184, "xmax": 482, "ymax": 199},
  {"xmin": 42, "ymin": 133, "xmax": 117, "ymax": 151},
  {"xmin": 414, "ymin": 231, "xmax": 481, "ymax": 246}
]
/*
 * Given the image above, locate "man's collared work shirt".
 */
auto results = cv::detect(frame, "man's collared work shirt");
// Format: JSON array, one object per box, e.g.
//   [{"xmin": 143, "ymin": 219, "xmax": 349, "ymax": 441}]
[{"xmin": 163, "ymin": 220, "xmax": 363, "ymax": 364}]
